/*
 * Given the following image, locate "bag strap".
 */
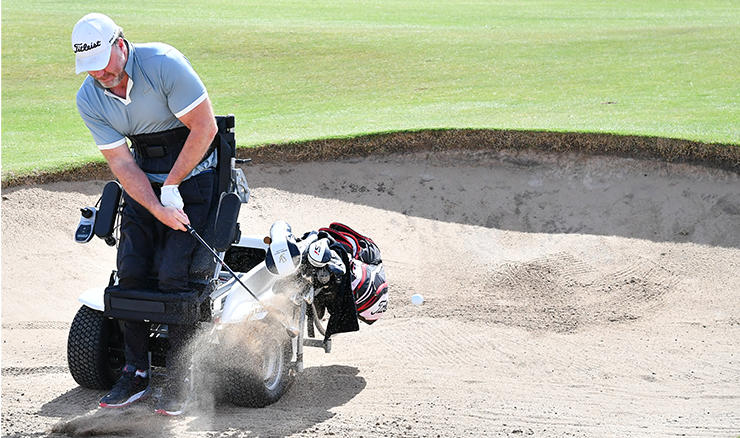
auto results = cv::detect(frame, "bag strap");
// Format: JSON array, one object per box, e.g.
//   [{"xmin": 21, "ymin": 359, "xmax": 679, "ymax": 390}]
[
  {"xmin": 318, "ymin": 228, "xmax": 356, "ymax": 257},
  {"xmin": 320, "ymin": 223, "xmax": 382, "ymax": 264},
  {"xmin": 329, "ymin": 222, "xmax": 376, "ymax": 245}
]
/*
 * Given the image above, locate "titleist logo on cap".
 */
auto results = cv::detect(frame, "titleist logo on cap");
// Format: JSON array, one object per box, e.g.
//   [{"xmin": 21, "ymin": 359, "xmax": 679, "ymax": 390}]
[{"xmin": 74, "ymin": 41, "xmax": 102, "ymax": 53}]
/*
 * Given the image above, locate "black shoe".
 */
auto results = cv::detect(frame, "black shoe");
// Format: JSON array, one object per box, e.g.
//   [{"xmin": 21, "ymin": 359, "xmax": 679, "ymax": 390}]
[
  {"xmin": 154, "ymin": 378, "xmax": 192, "ymax": 416},
  {"xmin": 99, "ymin": 366, "xmax": 151, "ymax": 408}
]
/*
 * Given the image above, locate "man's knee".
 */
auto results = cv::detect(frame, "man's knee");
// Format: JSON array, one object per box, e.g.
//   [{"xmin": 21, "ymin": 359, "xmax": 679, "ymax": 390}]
[
  {"xmin": 117, "ymin": 197, "xmax": 157, "ymax": 289},
  {"xmin": 180, "ymin": 172, "xmax": 218, "ymax": 230},
  {"xmin": 157, "ymin": 231, "xmax": 198, "ymax": 292},
  {"xmin": 118, "ymin": 255, "xmax": 152, "ymax": 289},
  {"xmin": 157, "ymin": 274, "xmax": 190, "ymax": 293}
]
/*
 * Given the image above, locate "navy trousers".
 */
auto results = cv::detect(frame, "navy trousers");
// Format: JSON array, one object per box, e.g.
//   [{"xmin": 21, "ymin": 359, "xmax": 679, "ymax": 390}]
[{"xmin": 117, "ymin": 170, "xmax": 217, "ymax": 375}]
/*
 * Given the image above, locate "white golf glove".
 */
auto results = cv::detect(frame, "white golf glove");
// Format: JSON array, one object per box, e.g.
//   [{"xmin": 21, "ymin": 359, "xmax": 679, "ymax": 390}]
[{"xmin": 160, "ymin": 185, "xmax": 184, "ymax": 210}]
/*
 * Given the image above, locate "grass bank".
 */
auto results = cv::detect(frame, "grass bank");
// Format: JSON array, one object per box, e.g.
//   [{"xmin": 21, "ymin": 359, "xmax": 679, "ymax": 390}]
[
  {"xmin": 4, "ymin": 129, "xmax": 739, "ymax": 189},
  {"xmin": 2, "ymin": 0, "xmax": 738, "ymax": 182}
]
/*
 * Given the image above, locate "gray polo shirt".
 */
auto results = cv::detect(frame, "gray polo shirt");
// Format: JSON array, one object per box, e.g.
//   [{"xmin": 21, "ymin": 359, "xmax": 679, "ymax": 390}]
[{"xmin": 76, "ymin": 41, "xmax": 215, "ymax": 182}]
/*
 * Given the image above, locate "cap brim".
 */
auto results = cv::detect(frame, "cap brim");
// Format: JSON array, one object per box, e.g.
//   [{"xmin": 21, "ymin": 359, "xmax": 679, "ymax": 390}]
[{"xmin": 75, "ymin": 48, "xmax": 111, "ymax": 74}]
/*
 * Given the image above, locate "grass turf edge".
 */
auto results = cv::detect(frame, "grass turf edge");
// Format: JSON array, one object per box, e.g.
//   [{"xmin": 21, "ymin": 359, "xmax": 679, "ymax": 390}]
[{"xmin": 3, "ymin": 129, "xmax": 739, "ymax": 189}]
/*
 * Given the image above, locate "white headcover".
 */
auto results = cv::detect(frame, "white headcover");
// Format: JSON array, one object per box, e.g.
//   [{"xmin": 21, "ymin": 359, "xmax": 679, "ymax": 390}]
[
  {"xmin": 308, "ymin": 238, "xmax": 332, "ymax": 267},
  {"xmin": 265, "ymin": 220, "xmax": 301, "ymax": 276}
]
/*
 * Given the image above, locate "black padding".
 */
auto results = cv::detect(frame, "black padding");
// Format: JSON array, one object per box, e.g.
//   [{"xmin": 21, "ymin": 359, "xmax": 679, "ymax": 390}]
[
  {"xmin": 213, "ymin": 192, "xmax": 242, "ymax": 252},
  {"xmin": 215, "ymin": 115, "xmax": 236, "ymax": 194},
  {"xmin": 216, "ymin": 115, "xmax": 236, "ymax": 154},
  {"xmin": 216, "ymin": 135, "xmax": 232, "ymax": 194},
  {"xmin": 104, "ymin": 286, "xmax": 201, "ymax": 325},
  {"xmin": 110, "ymin": 297, "xmax": 165, "ymax": 313},
  {"xmin": 94, "ymin": 181, "xmax": 122, "ymax": 239},
  {"xmin": 188, "ymin": 204, "xmax": 219, "ymax": 282}
]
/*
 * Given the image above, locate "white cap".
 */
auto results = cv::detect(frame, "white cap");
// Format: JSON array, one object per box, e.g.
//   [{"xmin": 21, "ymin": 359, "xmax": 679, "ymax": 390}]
[{"xmin": 72, "ymin": 13, "xmax": 122, "ymax": 74}]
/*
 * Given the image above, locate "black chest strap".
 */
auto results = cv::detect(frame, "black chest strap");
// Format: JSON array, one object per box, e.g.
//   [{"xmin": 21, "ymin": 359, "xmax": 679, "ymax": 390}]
[{"xmin": 128, "ymin": 126, "xmax": 216, "ymax": 174}]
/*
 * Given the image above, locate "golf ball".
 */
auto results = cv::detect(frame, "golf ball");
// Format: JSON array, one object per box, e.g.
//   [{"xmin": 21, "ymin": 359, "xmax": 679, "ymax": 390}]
[{"xmin": 411, "ymin": 294, "xmax": 424, "ymax": 305}]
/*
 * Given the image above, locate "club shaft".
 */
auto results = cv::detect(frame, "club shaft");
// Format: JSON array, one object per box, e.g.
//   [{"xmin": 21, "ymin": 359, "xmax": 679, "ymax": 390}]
[{"xmin": 185, "ymin": 224, "xmax": 261, "ymax": 302}]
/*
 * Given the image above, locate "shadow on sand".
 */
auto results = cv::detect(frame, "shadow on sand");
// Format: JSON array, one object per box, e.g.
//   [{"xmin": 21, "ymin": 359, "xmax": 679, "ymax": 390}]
[
  {"xmin": 240, "ymin": 148, "xmax": 740, "ymax": 249},
  {"xmin": 39, "ymin": 365, "xmax": 364, "ymax": 438}
]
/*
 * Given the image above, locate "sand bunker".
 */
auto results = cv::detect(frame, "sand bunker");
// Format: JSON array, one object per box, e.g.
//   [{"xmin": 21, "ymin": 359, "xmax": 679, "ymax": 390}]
[{"xmin": 2, "ymin": 149, "xmax": 739, "ymax": 437}]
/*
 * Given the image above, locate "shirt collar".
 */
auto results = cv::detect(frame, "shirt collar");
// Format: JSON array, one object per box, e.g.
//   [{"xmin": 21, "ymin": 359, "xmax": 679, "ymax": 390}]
[
  {"xmin": 95, "ymin": 40, "xmax": 134, "ymax": 105},
  {"xmin": 103, "ymin": 77, "xmax": 134, "ymax": 105}
]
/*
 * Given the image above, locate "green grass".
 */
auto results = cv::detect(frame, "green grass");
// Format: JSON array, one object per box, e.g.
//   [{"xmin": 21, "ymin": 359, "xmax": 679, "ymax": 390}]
[{"xmin": 2, "ymin": 0, "xmax": 739, "ymax": 178}]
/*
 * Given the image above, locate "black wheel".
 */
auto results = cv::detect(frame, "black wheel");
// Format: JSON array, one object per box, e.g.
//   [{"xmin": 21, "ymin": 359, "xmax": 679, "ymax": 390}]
[
  {"xmin": 217, "ymin": 322, "xmax": 294, "ymax": 407},
  {"xmin": 67, "ymin": 305, "xmax": 125, "ymax": 389}
]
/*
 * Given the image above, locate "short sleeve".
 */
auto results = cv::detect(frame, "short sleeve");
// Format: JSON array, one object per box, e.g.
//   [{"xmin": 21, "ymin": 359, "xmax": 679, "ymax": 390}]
[
  {"xmin": 159, "ymin": 48, "xmax": 208, "ymax": 118},
  {"xmin": 76, "ymin": 84, "xmax": 127, "ymax": 150}
]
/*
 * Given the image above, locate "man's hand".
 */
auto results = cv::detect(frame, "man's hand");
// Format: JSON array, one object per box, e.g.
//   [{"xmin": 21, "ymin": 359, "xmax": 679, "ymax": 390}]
[
  {"xmin": 155, "ymin": 206, "xmax": 190, "ymax": 232},
  {"xmin": 160, "ymin": 185, "xmax": 184, "ymax": 210},
  {"xmin": 158, "ymin": 185, "xmax": 189, "ymax": 231},
  {"xmin": 101, "ymin": 146, "xmax": 191, "ymax": 232}
]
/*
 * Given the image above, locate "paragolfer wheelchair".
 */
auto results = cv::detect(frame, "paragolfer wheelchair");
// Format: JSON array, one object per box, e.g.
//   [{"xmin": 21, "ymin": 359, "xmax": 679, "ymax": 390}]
[{"xmin": 67, "ymin": 115, "xmax": 334, "ymax": 407}]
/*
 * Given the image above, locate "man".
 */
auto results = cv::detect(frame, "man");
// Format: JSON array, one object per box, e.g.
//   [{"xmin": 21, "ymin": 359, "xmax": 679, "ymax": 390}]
[{"xmin": 72, "ymin": 12, "xmax": 219, "ymax": 416}]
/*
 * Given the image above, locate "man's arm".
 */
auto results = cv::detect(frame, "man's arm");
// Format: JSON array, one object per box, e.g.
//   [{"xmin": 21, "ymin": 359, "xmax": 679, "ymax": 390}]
[
  {"xmin": 101, "ymin": 145, "xmax": 189, "ymax": 231},
  {"xmin": 163, "ymin": 96, "xmax": 217, "ymax": 187}
]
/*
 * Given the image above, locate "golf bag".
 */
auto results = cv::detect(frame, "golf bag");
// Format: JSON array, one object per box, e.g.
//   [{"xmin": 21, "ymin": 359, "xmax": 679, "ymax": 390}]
[{"xmin": 319, "ymin": 223, "xmax": 388, "ymax": 325}]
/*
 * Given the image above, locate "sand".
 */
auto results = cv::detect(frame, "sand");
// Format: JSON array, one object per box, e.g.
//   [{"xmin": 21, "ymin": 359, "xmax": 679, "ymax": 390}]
[{"xmin": 2, "ymin": 148, "xmax": 739, "ymax": 437}]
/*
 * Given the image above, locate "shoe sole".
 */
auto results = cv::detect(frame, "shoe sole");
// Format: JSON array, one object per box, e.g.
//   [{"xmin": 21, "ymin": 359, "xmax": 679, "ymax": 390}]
[
  {"xmin": 99, "ymin": 388, "xmax": 151, "ymax": 409},
  {"xmin": 154, "ymin": 395, "xmax": 191, "ymax": 416},
  {"xmin": 154, "ymin": 407, "xmax": 183, "ymax": 416}
]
